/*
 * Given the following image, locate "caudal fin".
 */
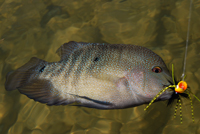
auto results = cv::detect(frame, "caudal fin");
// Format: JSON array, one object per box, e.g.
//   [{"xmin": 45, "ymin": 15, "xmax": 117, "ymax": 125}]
[
  {"xmin": 5, "ymin": 57, "xmax": 47, "ymax": 91},
  {"xmin": 5, "ymin": 57, "xmax": 73, "ymax": 106}
]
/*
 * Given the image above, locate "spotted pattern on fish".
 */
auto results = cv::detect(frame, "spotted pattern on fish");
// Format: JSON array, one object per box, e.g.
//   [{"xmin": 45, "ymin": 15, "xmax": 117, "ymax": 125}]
[{"xmin": 5, "ymin": 41, "xmax": 174, "ymax": 109}]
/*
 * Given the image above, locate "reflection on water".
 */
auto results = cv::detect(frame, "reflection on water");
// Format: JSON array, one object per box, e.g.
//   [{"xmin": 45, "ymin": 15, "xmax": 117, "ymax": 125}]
[{"xmin": 0, "ymin": 0, "xmax": 200, "ymax": 134}]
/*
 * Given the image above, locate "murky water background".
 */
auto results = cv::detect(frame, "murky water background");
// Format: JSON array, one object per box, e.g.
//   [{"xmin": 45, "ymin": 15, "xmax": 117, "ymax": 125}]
[{"xmin": 0, "ymin": 0, "xmax": 200, "ymax": 134}]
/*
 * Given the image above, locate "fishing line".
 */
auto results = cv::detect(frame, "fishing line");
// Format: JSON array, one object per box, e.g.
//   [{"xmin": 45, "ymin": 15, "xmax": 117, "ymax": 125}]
[
  {"xmin": 144, "ymin": 0, "xmax": 200, "ymax": 123},
  {"xmin": 181, "ymin": 0, "xmax": 193, "ymax": 80}
]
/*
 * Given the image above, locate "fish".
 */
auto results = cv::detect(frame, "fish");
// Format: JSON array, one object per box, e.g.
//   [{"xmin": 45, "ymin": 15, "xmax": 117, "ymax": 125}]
[{"xmin": 5, "ymin": 41, "xmax": 174, "ymax": 109}]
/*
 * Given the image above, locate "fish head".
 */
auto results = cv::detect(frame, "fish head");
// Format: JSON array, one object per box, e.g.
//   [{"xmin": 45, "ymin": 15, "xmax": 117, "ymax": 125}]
[{"xmin": 126, "ymin": 53, "xmax": 174, "ymax": 104}]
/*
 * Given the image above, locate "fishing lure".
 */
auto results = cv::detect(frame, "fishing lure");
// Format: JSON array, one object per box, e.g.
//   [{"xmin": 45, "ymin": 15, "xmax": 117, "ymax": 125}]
[
  {"xmin": 144, "ymin": 0, "xmax": 200, "ymax": 124},
  {"xmin": 144, "ymin": 64, "xmax": 200, "ymax": 123}
]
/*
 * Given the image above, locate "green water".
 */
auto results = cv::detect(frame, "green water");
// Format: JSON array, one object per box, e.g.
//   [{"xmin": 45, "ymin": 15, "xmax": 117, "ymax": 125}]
[{"xmin": 0, "ymin": 0, "xmax": 200, "ymax": 134}]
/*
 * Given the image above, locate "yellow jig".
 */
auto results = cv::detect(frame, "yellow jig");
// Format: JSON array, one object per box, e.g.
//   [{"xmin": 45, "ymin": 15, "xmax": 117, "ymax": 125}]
[
  {"xmin": 144, "ymin": 64, "xmax": 200, "ymax": 124},
  {"xmin": 175, "ymin": 81, "xmax": 187, "ymax": 93}
]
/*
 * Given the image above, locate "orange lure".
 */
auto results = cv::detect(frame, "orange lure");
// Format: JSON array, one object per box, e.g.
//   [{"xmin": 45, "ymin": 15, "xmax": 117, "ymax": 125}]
[
  {"xmin": 175, "ymin": 81, "xmax": 187, "ymax": 94},
  {"xmin": 144, "ymin": 64, "xmax": 200, "ymax": 123}
]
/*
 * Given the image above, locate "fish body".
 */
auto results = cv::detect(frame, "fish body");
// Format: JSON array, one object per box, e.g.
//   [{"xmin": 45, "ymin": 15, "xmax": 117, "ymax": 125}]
[{"xmin": 5, "ymin": 41, "xmax": 173, "ymax": 109}]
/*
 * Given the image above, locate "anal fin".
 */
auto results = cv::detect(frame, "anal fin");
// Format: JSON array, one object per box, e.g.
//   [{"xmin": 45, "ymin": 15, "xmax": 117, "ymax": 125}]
[{"xmin": 18, "ymin": 79, "xmax": 69, "ymax": 106}]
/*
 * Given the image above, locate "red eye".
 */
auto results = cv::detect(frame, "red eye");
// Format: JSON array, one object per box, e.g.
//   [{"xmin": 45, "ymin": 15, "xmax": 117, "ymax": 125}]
[{"xmin": 152, "ymin": 66, "xmax": 162, "ymax": 73}]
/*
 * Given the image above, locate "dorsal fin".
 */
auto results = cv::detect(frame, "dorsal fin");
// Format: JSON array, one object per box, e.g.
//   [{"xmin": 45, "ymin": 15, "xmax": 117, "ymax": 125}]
[{"xmin": 56, "ymin": 41, "xmax": 90, "ymax": 60}]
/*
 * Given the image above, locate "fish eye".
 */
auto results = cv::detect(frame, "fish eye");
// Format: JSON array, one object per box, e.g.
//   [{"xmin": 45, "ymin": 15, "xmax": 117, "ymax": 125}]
[
  {"xmin": 39, "ymin": 66, "xmax": 46, "ymax": 73},
  {"xmin": 152, "ymin": 66, "xmax": 162, "ymax": 73}
]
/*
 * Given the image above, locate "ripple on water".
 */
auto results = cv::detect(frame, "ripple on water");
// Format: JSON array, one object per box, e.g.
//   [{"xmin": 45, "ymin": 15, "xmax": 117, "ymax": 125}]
[{"xmin": 8, "ymin": 122, "xmax": 24, "ymax": 134}]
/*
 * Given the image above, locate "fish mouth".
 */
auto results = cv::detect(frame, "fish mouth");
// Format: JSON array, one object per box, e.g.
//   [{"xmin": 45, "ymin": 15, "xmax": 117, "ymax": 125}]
[
  {"xmin": 158, "ymin": 89, "xmax": 174, "ymax": 101},
  {"xmin": 158, "ymin": 70, "xmax": 189, "ymax": 102},
  {"xmin": 157, "ymin": 79, "xmax": 175, "ymax": 101},
  {"xmin": 162, "ymin": 74, "xmax": 175, "ymax": 90}
]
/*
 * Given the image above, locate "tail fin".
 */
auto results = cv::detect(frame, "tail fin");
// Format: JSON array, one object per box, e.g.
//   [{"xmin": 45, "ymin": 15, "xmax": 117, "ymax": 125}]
[
  {"xmin": 5, "ymin": 57, "xmax": 47, "ymax": 91},
  {"xmin": 5, "ymin": 57, "xmax": 73, "ymax": 106}
]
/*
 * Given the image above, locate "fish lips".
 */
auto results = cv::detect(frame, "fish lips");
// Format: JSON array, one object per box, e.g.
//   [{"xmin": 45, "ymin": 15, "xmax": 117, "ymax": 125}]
[
  {"xmin": 158, "ymin": 89, "xmax": 174, "ymax": 101},
  {"xmin": 157, "ymin": 70, "xmax": 175, "ymax": 101},
  {"xmin": 157, "ymin": 83, "xmax": 174, "ymax": 101}
]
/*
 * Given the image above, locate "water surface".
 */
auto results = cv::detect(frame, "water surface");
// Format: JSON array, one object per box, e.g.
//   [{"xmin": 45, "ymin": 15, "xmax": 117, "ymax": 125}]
[{"xmin": 0, "ymin": 0, "xmax": 200, "ymax": 134}]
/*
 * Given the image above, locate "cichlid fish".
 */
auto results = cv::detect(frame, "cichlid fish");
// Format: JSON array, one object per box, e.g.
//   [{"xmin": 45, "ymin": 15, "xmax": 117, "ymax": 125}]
[{"xmin": 5, "ymin": 41, "xmax": 174, "ymax": 109}]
